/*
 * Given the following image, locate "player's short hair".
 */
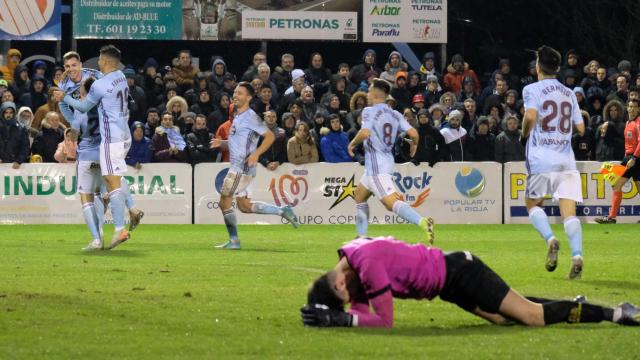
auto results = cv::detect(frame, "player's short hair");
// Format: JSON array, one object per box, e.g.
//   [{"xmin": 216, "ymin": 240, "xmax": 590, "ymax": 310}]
[
  {"xmin": 536, "ymin": 45, "xmax": 561, "ymax": 76},
  {"xmin": 263, "ymin": 109, "xmax": 276, "ymax": 117},
  {"xmin": 328, "ymin": 113, "xmax": 340, "ymax": 122},
  {"xmin": 178, "ymin": 49, "xmax": 191, "ymax": 57},
  {"xmin": 260, "ymin": 84, "xmax": 272, "ymax": 91},
  {"xmin": 307, "ymin": 271, "xmax": 344, "ymax": 311},
  {"xmin": 338, "ymin": 62, "xmax": 349, "ymax": 70},
  {"xmin": 370, "ymin": 78, "xmax": 391, "ymax": 95},
  {"xmin": 99, "ymin": 45, "xmax": 121, "ymax": 61},
  {"xmin": 236, "ymin": 81, "xmax": 254, "ymax": 97},
  {"xmin": 82, "ymin": 77, "xmax": 96, "ymax": 94},
  {"xmin": 161, "ymin": 111, "xmax": 174, "ymax": 120},
  {"xmin": 63, "ymin": 51, "xmax": 81, "ymax": 63}
]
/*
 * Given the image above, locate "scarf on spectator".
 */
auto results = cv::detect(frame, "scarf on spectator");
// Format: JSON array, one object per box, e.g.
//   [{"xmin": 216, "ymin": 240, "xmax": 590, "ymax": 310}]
[{"xmin": 164, "ymin": 126, "xmax": 186, "ymax": 150}]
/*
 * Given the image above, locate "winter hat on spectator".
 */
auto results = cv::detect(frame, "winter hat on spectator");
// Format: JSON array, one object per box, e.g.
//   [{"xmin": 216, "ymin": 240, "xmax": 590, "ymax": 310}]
[
  {"xmin": 365, "ymin": 69, "xmax": 379, "ymax": 80},
  {"xmin": 8, "ymin": 48, "xmax": 21, "ymax": 58},
  {"xmin": 476, "ymin": 116, "xmax": 490, "ymax": 127},
  {"xmin": 422, "ymin": 52, "xmax": 435, "ymax": 61},
  {"xmin": 123, "ymin": 68, "xmax": 136, "ymax": 78},
  {"xmin": 130, "ymin": 121, "xmax": 144, "ymax": 134},
  {"xmin": 33, "ymin": 60, "xmax": 47, "ymax": 70},
  {"xmin": 291, "ymin": 69, "xmax": 305, "ymax": 83},
  {"xmin": 566, "ymin": 49, "xmax": 579, "ymax": 59},
  {"xmin": 144, "ymin": 57, "xmax": 159, "ymax": 71},
  {"xmin": 417, "ymin": 108, "xmax": 429, "ymax": 118},
  {"xmin": 573, "ymin": 87, "xmax": 586, "ymax": 98},
  {"xmin": 451, "ymin": 54, "xmax": 464, "ymax": 64},
  {"xmin": 618, "ymin": 60, "xmax": 632, "ymax": 73},
  {"xmin": 412, "ymin": 93, "xmax": 425, "ymax": 104},
  {"xmin": 448, "ymin": 109, "xmax": 464, "ymax": 121},
  {"xmin": 395, "ymin": 71, "xmax": 408, "ymax": 81},
  {"xmin": 223, "ymin": 73, "xmax": 236, "ymax": 82},
  {"xmin": 426, "ymin": 75, "xmax": 438, "ymax": 84},
  {"xmin": 281, "ymin": 112, "xmax": 294, "ymax": 122},
  {"xmin": 388, "ymin": 51, "xmax": 402, "ymax": 63},
  {"xmin": 181, "ymin": 112, "xmax": 196, "ymax": 121},
  {"xmin": 505, "ymin": 89, "xmax": 519, "ymax": 98},
  {"xmin": 0, "ymin": 79, "xmax": 7, "ymax": 88},
  {"xmin": 363, "ymin": 49, "xmax": 376, "ymax": 62},
  {"xmin": 386, "ymin": 94, "xmax": 397, "ymax": 107},
  {"xmin": 498, "ymin": 58, "xmax": 510, "ymax": 68},
  {"xmin": 528, "ymin": 60, "xmax": 537, "ymax": 70},
  {"xmin": 428, "ymin": 103, "xmax": 445, "ymax": 114}
]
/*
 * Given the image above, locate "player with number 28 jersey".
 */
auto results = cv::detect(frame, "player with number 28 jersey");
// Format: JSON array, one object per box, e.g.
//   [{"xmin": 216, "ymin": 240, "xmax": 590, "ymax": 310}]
[{"xmin": 522, "ymin": 46, "xmax": 586, "ymax": 280}]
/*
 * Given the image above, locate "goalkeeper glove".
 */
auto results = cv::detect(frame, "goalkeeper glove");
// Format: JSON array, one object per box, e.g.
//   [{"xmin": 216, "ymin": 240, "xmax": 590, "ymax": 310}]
[{"xmin": 300, "ymin": 304, "xmax": 353, "ymax": 327}]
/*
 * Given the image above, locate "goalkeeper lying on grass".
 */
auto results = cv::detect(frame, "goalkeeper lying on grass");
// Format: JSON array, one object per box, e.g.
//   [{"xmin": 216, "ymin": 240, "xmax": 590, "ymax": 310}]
[{"xmin": 301, "ymin": 236, "xmax": 640, "ymax": 328}]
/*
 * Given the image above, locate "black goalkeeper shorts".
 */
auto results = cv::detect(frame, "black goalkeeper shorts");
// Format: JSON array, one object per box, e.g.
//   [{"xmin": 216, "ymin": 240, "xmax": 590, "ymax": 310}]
[{"xmin": 439, "ymin": 251, "xmax": 510, "ymax": 314}]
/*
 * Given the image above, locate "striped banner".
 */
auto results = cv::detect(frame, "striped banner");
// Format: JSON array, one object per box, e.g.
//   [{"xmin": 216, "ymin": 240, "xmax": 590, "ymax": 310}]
[{"xmin": 0, "ymin": 0, "xmax": 61, "ymax": 40}]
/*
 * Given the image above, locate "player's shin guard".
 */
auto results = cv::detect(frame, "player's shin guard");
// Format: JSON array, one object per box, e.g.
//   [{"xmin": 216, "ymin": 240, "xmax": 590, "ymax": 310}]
[
  {"xmin": 392, "ymin": 200, "xmax": 422, "ymax": 225},
  {"xmin": 108, "ymin": 189, "xmax": 126, "ymax": 231},
  {"xmin": 542, "ymin": 301, "xmax": 613, "ymax": 325},
  {"xmin": 93, "ymin": 194, "xmax": 105, "ymax": 229},
  {"xmin": 355, "ymin": 203, "xmax": 369, "ymax": 236},
  {"xmin": 528, "ymin": 206, "xmax": 555, "ymax": 243},
  {"xmin": 120, "ymin": 178, "xmax": 135, "ymax": 209},
  {"xmin": 609, "ymin": 191, "xmax": 622, "ymax": 219},
  {"xmin": 82, "ymin": 203, "xmax": 101, "ymax": 241},
  {"xmin": 250, "ymin": 201, "xmax": 283, "ymax": 216},
  {"xmin": 563, "ymin": 216, "xmax": 583, "ymax": 257},
  {"xmin": 222, "ymin": 208, "xmax": 239, "ymax": 241}
]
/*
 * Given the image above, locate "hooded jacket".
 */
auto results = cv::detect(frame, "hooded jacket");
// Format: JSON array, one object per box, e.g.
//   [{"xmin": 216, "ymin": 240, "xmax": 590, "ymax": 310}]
[
  {"xmin": 414, "ymin": 110, "xmax": 448, "ymax": 166},
  {"xmin": 208, "ymin": 58, "xmax": 231, "ymax": 94},
  {"xmin": 320, "ymin": 126, "xmax": 352, "ymax": 163},
  {"xmin": 10, "ymin": 64, "xmax": 30, "ymax": 99},
  {"xmin": 19, "ymin": 74, "xmax": 48, "ymax": 113},
  {"xmin": 349, "ymin": 49, "xmax": 382, "ymax": 85},
  {"xmin": 172, "ymin": 56, "xmax": 199, "ymax": 91},
  {"xmin": 126, "ymin": 122, "xmax": 152, "ymax": 166},
  {"xmin": 0, "ymin": 48, "xmax": 21, "ymax": 84},
  {"xmin": 380, "ymin": 51, "xmax": 409, "ymax": 84},
  {"xmin": 466, "ymin": 121, "xmax": 495, "ymax": 161},
  {"xmin": 494, "ymin": 126, "xmax": 525, "ymax": 163},
  {"xmin": 304, "ymin": 60, "xmax": 332, "ymax": 99},
  {"xmin": 0, "ymin": 102, "xmax": 29, "ymax": 164},
  {"xmin": 443, "ymin": 55, "xmax": 480, "ymax": 95}
]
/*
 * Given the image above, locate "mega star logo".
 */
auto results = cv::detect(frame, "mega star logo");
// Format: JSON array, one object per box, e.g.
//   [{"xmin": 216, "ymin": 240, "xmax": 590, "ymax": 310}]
[{"xmin": 323, "ymin": 175, "xmax": 357, "ymax": 209}]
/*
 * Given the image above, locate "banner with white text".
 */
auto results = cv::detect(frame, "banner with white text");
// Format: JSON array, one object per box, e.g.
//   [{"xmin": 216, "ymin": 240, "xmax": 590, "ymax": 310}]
[
  {"xmin": 194, "ymin": 162, "xmax": 501, "ymax": 225},
  {"xmin": 241, "ymin": 10, "xmax": 357, "ymax": 40},
  {"xmin": 0, "ymin": 163, "xmax": 192, "ymax": 224},
  {"xmin": 363, "ymin": 0, "xmax": 447, "ymax": 43},
  {"xmin": 504, "ymin": 161, "xmax": 640, "ymax": 224}
]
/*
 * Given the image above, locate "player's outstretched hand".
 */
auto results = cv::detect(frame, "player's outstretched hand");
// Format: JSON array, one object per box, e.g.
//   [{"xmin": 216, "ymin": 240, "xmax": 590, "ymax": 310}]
[
  {"xmin": 300, "ymin": 304, "xmax": 353, "ymax": 327},
  {"xmin": 246, "ymin": 153, "xmax": 259, "ymax": 166},
  {"xmin": 210, "ymin": 138, "xmax": 222, "ymax": 149}
]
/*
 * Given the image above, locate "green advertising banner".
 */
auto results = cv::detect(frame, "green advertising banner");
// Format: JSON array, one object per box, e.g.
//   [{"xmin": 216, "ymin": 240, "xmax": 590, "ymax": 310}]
[{"xmin": 73, "ymin": 0, "xmax": 182, "ymax": 39}]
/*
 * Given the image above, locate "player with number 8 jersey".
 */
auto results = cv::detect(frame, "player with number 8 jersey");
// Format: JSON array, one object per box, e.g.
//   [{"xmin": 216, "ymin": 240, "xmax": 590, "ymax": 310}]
[
  {"xmin": 348, "ymin": 79, "xmax": 434, "ymax": 244},
  {"xmin": 521, "ymin": 46, "xmax": 586, "ymax": 280}
]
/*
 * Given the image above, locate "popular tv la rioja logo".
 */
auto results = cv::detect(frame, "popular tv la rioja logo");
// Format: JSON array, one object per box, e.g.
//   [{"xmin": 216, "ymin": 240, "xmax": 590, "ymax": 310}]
[{"xmin": 455, "ymin": 166, "xmax": 486, "ymax": 198}]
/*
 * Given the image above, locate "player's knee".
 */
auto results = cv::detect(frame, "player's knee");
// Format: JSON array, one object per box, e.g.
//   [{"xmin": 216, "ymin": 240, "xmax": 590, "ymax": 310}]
[
  {"xmin": 520, "ymin": 308, "xmax": 545, "ymax": 326},
  {"xmin": 237, "ymin": 200, "xmax": 252, "ymax": 213}
]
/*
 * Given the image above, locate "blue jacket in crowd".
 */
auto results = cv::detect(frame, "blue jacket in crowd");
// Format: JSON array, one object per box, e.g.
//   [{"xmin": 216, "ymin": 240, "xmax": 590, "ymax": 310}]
[
  {"xmin": 320, "ymin": 130, "xmax": 352, "ymax": 163},
  {"xmin": 126, "ymin": 122, "xmax": 152, "ymax": 166}
]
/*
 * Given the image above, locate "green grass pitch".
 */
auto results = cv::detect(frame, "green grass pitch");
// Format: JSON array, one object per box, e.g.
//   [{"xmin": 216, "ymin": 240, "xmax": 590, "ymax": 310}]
[{"xmin": 0, "ymin": 224, "xmax": 639, "ymax": 359}]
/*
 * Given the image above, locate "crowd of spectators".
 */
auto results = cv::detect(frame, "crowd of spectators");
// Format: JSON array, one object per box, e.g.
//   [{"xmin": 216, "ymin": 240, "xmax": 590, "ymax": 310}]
[{"xmin": 1, "ymin": 46, "xmax": 637, "ymax": 170}]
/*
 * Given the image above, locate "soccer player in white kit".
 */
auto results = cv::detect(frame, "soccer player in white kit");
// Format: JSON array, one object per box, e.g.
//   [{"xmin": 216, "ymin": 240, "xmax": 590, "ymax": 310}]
[
  {"xmin": 347, "ymin": 79, "xmax": 434, "ymax": 243},
  {"xmin": 56, "ymin": 45, "xmax": 132, "ymax": 250},
  {"xmin": 521, "ymin": 46, "xmax": 586, "ymax": 279},
  {"xmin": 211, "ymin": 82, "xmax": 299, "ymax": 249}
]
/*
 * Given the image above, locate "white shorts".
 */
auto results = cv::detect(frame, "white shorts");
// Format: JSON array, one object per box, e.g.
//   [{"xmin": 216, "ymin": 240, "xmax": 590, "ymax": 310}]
[
  {"xmin": 100, "ymin": 141, "xmax": 130, "ymax": 176},
  {"xmin": 526, "ymin": 170, "xmax": 583, "ymax": 203},
  {"xmin": 76, "ymin": 161, "xmax": 103, "ymax": 194},
  {"xmin": 220, "ymin": 171, "xmax": 253, "ymax": 198},
  {"xmin": 359, "ymin": 174, "xmax": 397, "ymax": 199}
]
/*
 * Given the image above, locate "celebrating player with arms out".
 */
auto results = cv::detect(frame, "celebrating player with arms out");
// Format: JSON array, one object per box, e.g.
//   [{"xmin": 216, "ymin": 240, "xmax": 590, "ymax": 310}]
[
  {"xmin": 347, "ymin": 79, "xmax": 434, "ymax": 243},
  {"xmin": 211, "ymin": 82, "xmax": 299, "ymax": 250},
  {"xmin": 301, "ymin": 236, "xmax": 640, "ymax": 328},
  {"xmin": 521, "ymin": 46, "xmax": 586, "ymax": 279},
  {"xmin": 55, "ymin": 45, "xmax": 133, "ymax": 250},
  {"xmin": 596, "ymin": 98, "xmax": 640, "ymax": 224}
]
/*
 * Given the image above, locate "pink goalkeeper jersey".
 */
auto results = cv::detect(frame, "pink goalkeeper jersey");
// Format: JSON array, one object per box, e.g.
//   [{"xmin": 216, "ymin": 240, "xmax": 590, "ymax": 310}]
[{"xmin": 338, "ymin": 237, "xmax": 446, "ymax": 327}]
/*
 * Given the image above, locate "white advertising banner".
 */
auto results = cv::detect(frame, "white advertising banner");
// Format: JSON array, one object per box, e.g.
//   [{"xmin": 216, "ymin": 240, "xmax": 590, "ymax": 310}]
[
  {"xmin": 0, "ymin": 163, "xmax": 192, "ymax": 224},
  {"xmin": 363, "ymin": 0, "xmax": 447, "ymax": 43},
  {"xmin": 194, "ymin": 162, "xmax": 501, "ymax": 225},
  {"xmin": 504, "ymin": 161, "xmax": 640, "ymax": 224},
  {"xmin": 241, "ymin": 10, "xmax": 358, "ymax": 40}
]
